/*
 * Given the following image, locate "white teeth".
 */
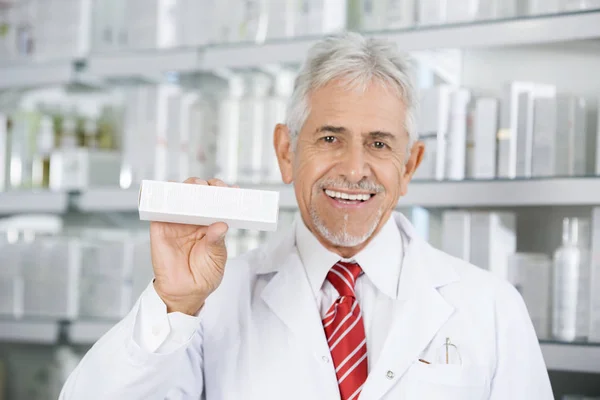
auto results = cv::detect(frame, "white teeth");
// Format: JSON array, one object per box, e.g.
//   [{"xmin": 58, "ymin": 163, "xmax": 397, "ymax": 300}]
[{"xmin": 324, "ymin": 190, "xmax": 373, "ymax": 202}]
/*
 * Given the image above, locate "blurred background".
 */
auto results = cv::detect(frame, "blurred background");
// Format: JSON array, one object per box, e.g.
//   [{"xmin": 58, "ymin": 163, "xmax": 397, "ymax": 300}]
[{"xmin": 1, "ymin": 0, "xmax": 600, "ymax": 399}]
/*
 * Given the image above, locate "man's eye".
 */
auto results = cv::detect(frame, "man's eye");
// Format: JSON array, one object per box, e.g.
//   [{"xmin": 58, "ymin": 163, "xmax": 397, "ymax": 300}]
[
  {"xmin": 322, "ymin": 136, "xmax": 336, "ymax": 143},
  {"xmin": 373, "ymin": 141, "xmax": 387, "ymax": 149}
]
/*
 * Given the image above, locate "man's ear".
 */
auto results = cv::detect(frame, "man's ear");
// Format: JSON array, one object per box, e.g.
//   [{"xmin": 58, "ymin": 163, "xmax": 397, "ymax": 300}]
[
  {"xmin": 399, "ymin": 141, "xmax": 425, "ymax": 196},
  {"xmin": 274, "ymin": 124, "xmax": 294, "ymax": 184}
]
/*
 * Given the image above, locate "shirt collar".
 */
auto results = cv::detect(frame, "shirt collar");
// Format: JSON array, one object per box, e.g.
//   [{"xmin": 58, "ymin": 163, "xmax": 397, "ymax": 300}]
[{"xmin": 295, "ymin": 213, "xmax": 404, "ymax": 300}]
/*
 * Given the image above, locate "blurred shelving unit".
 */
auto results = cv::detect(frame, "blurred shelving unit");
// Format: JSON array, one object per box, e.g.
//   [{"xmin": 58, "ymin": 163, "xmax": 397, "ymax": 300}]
[
  {"xmin": 1, "ymin": 10, "xmax": 600, "ymax": 88},
  {"xmin": 0, "ymin": 320, "xmax": 60, "ymax": 344},
  {"xmin": 73, "ymin": 187, "xmax": 141, "ymax": 212},
  {"xmin": 68, "ymin": 320, "xmax": 117, "ymax": 345},
  {"xmin": 3, "ymin": 178, "xmax": 600, "ymax": 214},
  {"xmin": 540, "ymin": 341, "xmax": 600, "ymax": 374},
  {"xmin": 0, "ymin": 191, "xmax": 69, "ymax": 215}
]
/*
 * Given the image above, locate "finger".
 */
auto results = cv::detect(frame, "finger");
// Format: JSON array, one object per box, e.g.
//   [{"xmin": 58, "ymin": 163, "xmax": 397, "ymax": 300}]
[
  {"xmin": 183, "ymin": 177, "xmax": 208, "ymax": 185},
  {"xmin": 207, "ymin": 178, "xmax": 228, "ymax": 187}
]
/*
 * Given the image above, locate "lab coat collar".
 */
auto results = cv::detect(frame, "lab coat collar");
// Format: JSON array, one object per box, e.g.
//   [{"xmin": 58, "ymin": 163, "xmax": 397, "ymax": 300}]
[
  {"xmin": 294, "ymin": 212, "xmax": 404, "ymax": 300},
  {"xmin": 258, "ymin": 211, "xmax": 459, "ymax": 398},
  {"xmin": 257, "ymin": 211, "xmax": 459, "ymax": 290}
]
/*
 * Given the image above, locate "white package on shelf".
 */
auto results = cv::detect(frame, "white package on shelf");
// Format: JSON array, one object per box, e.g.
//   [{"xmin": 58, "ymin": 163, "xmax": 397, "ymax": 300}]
[
  {"xmin": 508, "ymin": 253, "xmax": 551, "ymax": 339},
  {"xmin": 477, "ymin": 0, "xmax": 518, "ymax": 19},
  {"xmin": 596, "ymin": 95, "xmax": 600, "ymax": 176},
  {"xmin": 470, "ymin": 97, "xmax": 499, "ymax": 179},
  {"xmin": 216, "ymin": 76, "xmax": 244, "ymax": 183},
  {"xmin": 263, "ymin": 70, "xmax": 294, "ymax": 184},
  {"xmin": 418, "ymin": 0, "xmax": 446, "ymax": 25},
  {"xmin": 445, "ymin": 88, "xmax": 471, "ymax": 181},
  {"xmin": 0, "ymin": 114, "xmax": 7, "ymax": 191},
  {"xmin": 531, "ymin": 97, "xmax": 558, "ymax": 177},
  {"xmin": 442, "ymin": 210, "xmax": 471, "ymax": 261},
  {"xmin": 266, "ymin": 0, "xmax": 295, "ymax": 39},
  {"xmin": 138, "ymin": 180, "xmax": 280, "ymax": 231},
  {"xmin": 413, "ymin": 85, "xmax": 452, "ymax": 181},
  {"xmin": 295, "ymin": 0, "xmax": 347, "ymax": 37},
  {"xmin": 398, "ymin": 206, "xmax": 442, "ymax": 248},
  {"xmin": 79, "ymin": 233, "xmax": 134, "ymax": 319},
  {"xmin": 22, "ymin": 237, "xmax": 81, "ymax": 319},
  {"xmin": 469, "ymin": 211, "xmax": 516, "ymax": 280},
  {"xmin": 238, "ymin": 74, "xmax": 271, "ymax": 184},
  {"xmin": 589, "ymin": 207, "xmax": 600, "ymax": 342},
  {"xmin": 49, "ymin": 149, "xmax": 122, "ymax": 191},
  {"xmin": 131, "ymin": 234, "xmax": 154, "ymax": 304},
  {"xmin": 498, "ymin": 82, "xmax": 556, "ymax": 179},
  {"xmin": 384, "ymin": 0, "xmax": 416, "ymax": 29},
  {"xmin": 124, "ymin": 0, "xmax": 184, "ymax": 50},
  {"xmin": 445, "ymin": 0, "xmax": 479, "ymax": 23},
  {"xmin": 555, "ymin": 96, "xmax": 587, "ymax": 177},
  {"xmin": 0, "ymin": 239, "xmax": 24, "ymax": 318},
  {"xmin": 35, "ymin": 0, "xmax": 92, "ymax": 59},
  {"xmin": 528, "ymin": 0, "xmax": 562, "ymax": 14}
]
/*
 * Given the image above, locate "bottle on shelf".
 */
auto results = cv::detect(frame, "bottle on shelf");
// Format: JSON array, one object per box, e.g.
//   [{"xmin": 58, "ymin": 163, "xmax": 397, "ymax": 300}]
[{"xmin": 552, "ymin": 217, "xmax": 591, "ymax": 342}]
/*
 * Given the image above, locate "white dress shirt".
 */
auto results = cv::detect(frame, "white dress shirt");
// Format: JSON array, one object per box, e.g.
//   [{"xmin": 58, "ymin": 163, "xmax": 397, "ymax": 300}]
[
  {"xmin": 133, "ymin": 214, "xmax": 407, "ymax": 363},
  {"xmin": 295, "ymin": 214, "xmax": 406, "ymax": 370}
]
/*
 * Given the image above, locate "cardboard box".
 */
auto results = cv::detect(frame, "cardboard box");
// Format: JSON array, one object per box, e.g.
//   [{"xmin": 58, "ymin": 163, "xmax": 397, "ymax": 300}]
[
  {"xmin": 138, "ymin": 180, "xmax": 280, "ymax": 231},
  {"xmin": 508, "ymin": 253, "xmax": 551, "ymax": 339},
  {"xmin": 442, "ymin": 210, "xmax": 471, "ymax": 261},
  {"xmin": 470, "ymin": 211, "xmax": 516, "ymax": 280},
  {"xmin": 589, "ymin": 207, "xmax": 600, "ymax": 341},
  {"xmin": 471, "ymin": 97, "xmax": 499, "ymax": 179}
]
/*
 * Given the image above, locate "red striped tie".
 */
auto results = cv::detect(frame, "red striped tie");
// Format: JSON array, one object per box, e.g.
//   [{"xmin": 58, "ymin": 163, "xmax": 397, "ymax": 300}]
[{"xmin": 322, "ymin": 262, "xmax": 368, "ymax": 400}]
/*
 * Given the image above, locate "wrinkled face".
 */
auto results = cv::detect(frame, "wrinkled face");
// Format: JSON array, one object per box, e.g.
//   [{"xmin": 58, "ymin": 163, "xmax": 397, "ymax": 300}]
[{"xmin": 275, "ymin": 79, "xmax": 423, "ymax": 256}]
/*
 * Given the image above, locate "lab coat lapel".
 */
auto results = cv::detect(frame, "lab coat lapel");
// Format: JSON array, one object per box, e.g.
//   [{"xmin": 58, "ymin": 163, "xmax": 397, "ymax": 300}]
[
  {"xmin": 360, "ymin": 216, "xmax": 458, "ymax": 400},
  {"xmin": 259, "ymin": 238, "xmax": 340, "ymax": 398}
]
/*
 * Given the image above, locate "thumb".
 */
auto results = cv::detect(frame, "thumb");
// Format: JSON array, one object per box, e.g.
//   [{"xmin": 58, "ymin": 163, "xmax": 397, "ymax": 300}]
[{"xmin": 205, "ymin": 222, "xmax": 229, "ymax": 250}]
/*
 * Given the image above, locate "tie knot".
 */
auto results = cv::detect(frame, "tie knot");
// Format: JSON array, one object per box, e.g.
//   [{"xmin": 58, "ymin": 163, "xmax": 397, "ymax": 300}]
[{"xmin": 326, "ymin": 261, "xmax": 362, "ymax": 297}]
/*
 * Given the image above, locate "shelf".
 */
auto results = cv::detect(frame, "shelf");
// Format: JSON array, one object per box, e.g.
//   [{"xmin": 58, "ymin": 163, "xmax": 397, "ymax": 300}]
[
  {"xmin": 0, "ymin": 190, "xmax": 69, "ymax": 215},
  {"xmin": 1, "ymin": 11, "xmax": 599, "ymax": 87},
  {"xmin": 86, "ymin": 48, "xmax": 200, "ymax": 82},
  {"xmin": 540, "ymin": 341, "xmax": 600, "ymax": 373},
  {"xmin": 401, "ymin": 177, "xmax": 600, "ymax": 208},
  {"xmin": 254, "ymin": 178, "xmax": 600, "ymax": 209},
  {"xmin": 0, "ymin": 61, "xmax": 74, "ymax": 90},
  {"xmin": 69, "ymin": 320, "xmax": 117, "ymax": 345},
  {"xmin": 0, "ymin": 320, "xmax": 59, "ymax": 344},
  {"xmin": 74, "ymin": 187, "xmax": 140, "ymax": 212},
  {"xmin": 200, "ymin": 11, "xmax": 600, "ymax": 70}
]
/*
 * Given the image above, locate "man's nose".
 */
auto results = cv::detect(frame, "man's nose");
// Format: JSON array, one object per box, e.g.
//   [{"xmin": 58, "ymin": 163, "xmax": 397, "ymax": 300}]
[{"xmin": 339, "ymin": 144, "xmax": 371, "ymax": 183}]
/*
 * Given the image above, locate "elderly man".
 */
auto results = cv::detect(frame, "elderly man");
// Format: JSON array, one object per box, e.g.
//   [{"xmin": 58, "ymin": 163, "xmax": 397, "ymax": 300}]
[{"xmin": 61, "ymin": 33, "xmax": 553, "ymax": 399}]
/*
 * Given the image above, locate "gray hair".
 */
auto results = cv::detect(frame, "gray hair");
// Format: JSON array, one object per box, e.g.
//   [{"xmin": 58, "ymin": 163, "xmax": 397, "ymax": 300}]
[{"xmin": 285, "ymin": 32, "xmax": 418, "ymax": 153}]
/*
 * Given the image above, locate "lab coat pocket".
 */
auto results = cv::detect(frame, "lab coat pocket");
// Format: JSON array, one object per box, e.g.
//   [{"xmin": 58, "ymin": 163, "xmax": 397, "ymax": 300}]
[{"xmin": 406, "ymin": 363, "xmax": 489, "ymax": 400}]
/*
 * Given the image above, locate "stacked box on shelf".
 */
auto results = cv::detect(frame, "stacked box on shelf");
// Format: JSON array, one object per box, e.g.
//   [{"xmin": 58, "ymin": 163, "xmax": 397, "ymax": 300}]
[
  {"xmin": 384, "ymin": 0, "xmax": 416, "ymax": 29},
  {"xmin": 467, "ymin": 97, "xmax": 499, "ymax": 179},
  {"xmin": 237, "ymin": 73, "xmax": 271, "ymax": 184},
  {"xmin": 79, "ymin": 231, "xmax": 134, "ymax": 319},
  {"xmin": 413, "ymin": 85, "xmax": 452, "ymax": 181},
  {"xmin": 441, "ymin": 210, "xmax": 471, "ymax": 261},
  {"xmin": 34, "ymin": 0, "xmax": 92, "ymax": 60},
  {"xmin": 497, "ymin": 82, "xmax": 556, "ymax": 179},
  {"xmin": 266, "ymin": 0, "xmax": 295, "ymax": 39},
  {"xmin": 398, "ymin": 206, "xmax": 443, "ymax": 249},
  {"xmin": 470, "ymin": 212, "xmax": 516, "ymax": 280},
  {"xmin": 294, "ymin": 0, "xmax": 348, "ymax": 38},
  {"xmin": 589, "ymin": 207, "xmax": 600, "ymax": 342},
  {"xmin": 507, "ymin": 253, "xmax": 551, "ymax": 339},
  {"xmin": 0, "ymin": 237, "xmax": 24, "ymax": 318},
  {"xmin": 22, "ymin": 237, "xmax": 81, "ymax": 319},
  {"xmin": 445, "ymin": 88, "xmax": 471, "ymax": 181}
]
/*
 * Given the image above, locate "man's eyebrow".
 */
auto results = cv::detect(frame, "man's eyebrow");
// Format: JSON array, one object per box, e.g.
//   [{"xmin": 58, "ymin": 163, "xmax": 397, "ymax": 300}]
[
  {"xmin": 316, "ymin": 125, "xmax": 349, "ymax": 134},
  {"xmin": 368, "ymin": 131, "xmax": 396, "ymax": 140}
]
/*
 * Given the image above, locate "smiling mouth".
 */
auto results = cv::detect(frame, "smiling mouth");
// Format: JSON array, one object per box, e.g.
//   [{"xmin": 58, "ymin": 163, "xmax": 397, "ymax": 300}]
[{"xmin": 323, "ymin": 189, "xmax": 374, "ymax": 202}]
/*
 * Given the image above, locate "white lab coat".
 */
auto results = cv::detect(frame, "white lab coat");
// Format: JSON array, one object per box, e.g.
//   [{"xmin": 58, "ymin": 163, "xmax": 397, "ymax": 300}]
[{"xmin": 60, "ymin": 212, "xmax": 553, "ymax": 399}]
